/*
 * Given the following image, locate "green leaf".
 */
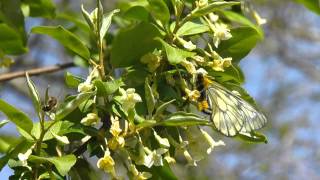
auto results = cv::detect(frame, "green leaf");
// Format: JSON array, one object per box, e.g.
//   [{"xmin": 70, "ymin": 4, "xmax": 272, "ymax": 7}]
[
  {"xmin": 64, "ymin": 72, "xmax": 84, "ymax": 88},
  {"xmin": 210, "ymin": 65, "xmax": 245, "ymax": 84},
  {"xmin": 81, "ymin": 4, "xmax": 95, "ymax": 30},
  {"xmin": 0, "ymin": 134, "xmax": 19, "ymax": 153},
  {"xmin": 145, "ymin": 78, "xmax": 156, "ymax": 116},
  {"xmin": 191, "ymin": 1, "xmax": 240, "ymax": 18},
  {"xmin": 26, "ymin": 73, "xmax": 41, "ymax": 118},
  {"xmin": 100, "ymin": 9, "xmax": 119, "ymax": 42},
  {"xmin": 57, "ymin": 13, "xmax": 90, "ymax": 33},
  {"xmin": 222, "ymin": 11, "xmax": 264, "ymax": 39},
  {"xmin": 55, "ymin": 92, "xmax": 95, "ymax": 120},
  {"xmin": 29, "ymin": 154, "xmax": 77, "ymax": 176},
  {"xmin": 149, "ymin": 162, "xmax": 177, "ymax": 180},
  {"xmin": 94, "ymin": 79, "xmax": 124, "ymax": 96},
  {"xmin": 176, "ymin": 21, "xmax": 209, "ymax": 36},
  {"xmin": 236, "ymin": 131, "xmax": 268, "ymax": 144},
  {"xmin": 0, "ymin": 24, "xmax": 27, "ymax": 55},
  {"xmin": 23, "ymin": 0, "xmax": 56, "ymax": 18},
  {"xmin": 295, "ymin": 0, "xmax": 320, "ymax": 15},
  {"xmin": 124, "ymin": 66, "xmax": 149, "ymax": 87},
  {"xmin": 31, "ymin": 26, "xmax": 90, "ymax": 60},
  {"xmin": 147, "ymin": 0, "xmax": 170, "ymax": 25},
  {"xmin": 30, "ymin": 121, "xmax": 62, "ymax": 141},
  {"xmin": 123, "ymin": 6, "xmax": 150, "ymax": 22},
  {"xmin": 58, "ymin": 121, "xmax": 99, "ymax": 137},
  {"xmin": 136, "ymin": 120, "xmax": 157, "ymax": 129},
  {"xmin": 159, "ymin": 112, "xmax": 209, "ymax": 126},
  {"xmin": 0, "ymin": 0, "xmax": 27, "ymax": 49},
  {"xmin": 156, "ymin": 38, "xmax": 196, "ymax": 65},
  {"xmin": 0, "ymin": 138, "xmax": 34, "ymax": 171},
  {"xmin": 111, "ymin": 22, "xmax": 162, "ymax": 67},
  {"xmin": 0, "ymin": 99, "xmax": 33, "ymax": 135},
  {"xmin": 0, "ymin": 120, "xmax": 9, "ymax": 129},
  {"xmin": 69, "ymin": 158, "xmax": 102, "ymax": 180},
  {"xmin": 217, "ymin": 26, "xmax": 261, "ymax": 63},
  {"xmin": 154, "ymin": 99, "xmax": 175, "ymax": 119}
]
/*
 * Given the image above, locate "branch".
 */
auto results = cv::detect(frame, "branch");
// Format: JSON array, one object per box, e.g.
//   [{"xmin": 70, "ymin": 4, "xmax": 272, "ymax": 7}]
[{"xmin": 0, "ymin": 62, "xmax": 75, "ymax": 82}]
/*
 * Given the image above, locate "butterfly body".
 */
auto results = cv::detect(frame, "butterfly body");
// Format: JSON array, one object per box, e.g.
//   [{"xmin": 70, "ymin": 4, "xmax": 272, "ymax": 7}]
[{"xmin": 196, "ymin": 73, "xmax": 267, "ymax": 136}]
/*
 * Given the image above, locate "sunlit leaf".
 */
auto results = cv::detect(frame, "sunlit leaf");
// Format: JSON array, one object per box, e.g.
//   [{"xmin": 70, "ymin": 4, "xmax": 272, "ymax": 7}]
[
  {"xmin": 0, "ymin": 138, "xmax": 34, "ymax": 171},
  {"xmin": 0, "ymin": 0, "xmax": 27, "ymax": 55},
  {"xmin": 159, "ymin": 112, "xmax": 209, "ymax": 126},
  {"xmin": 0, "ymin": 120, "xmax": 9, "ymax": 129},
  {"xmin": 81, "ymin": 4, "xmax": 95, "ymax": 30},
  {"xmin": 26, "ymin": 73, "xmax": 41, "ymax": 118},
  {"xmin": 24, "ymin": 0, "xmax": 56, "ymax": 18},
  {"xmin": 0, "ymin": 24, "xmax": 27, "ymax": 55},
  {"xmin": 123, "ymin": 6, "xmax": 150, "ymax": 22},
  {"xmin": 0, "ymin": 134, "xmax": 19, "ymax": 153},
  {"xmin": 147, "ymin": 0, "xmax": 170, "ymax": 25},
  {"xmin": 222, "ymin": 11, "xmax": 264, "ymax": 39},
  {"xmin": 153, "ymin": 99, "xmax": 175, "ymax": 120},
  {"xmin": 191, "ymin": 1, "xmax": 240, "ymax": 18},
  {"xmin": 100, "ymin": 9, "xmax": 119, "ymax": 42},
  {"xmin": 156, "ymin": 38, "xmax": 196, "ymax": 65},
  {"xmin": 145, "ymin": 78, "xmax": 156, "ymax": 116},
  {"xmin": 295, "ymin": 0, "xmax": 320, "ymax": 15},
  {"xmin": 31, "ymin": 26, "xmax": 91, "ymax": 60},
  {"xmin": 0, "ymin": 100, "xmax": 33, "ymax": 135},
  {"xmin": 29, "ymin": 154, "xmax": 77, "ymax": 176},
  {"xmin": 236, "ymin": 131, "xmax": 268, "ymax": 144},
  {"xmin": 64, "ymin": 72, "xmax": 84, "ymax": 88},
  {"xmin": 111, "ymin": 22, "xmax": 162, "ymax": 67},
  {"xmin": 94, "ymin": 79, "xmax": 124, "ymax": 96},
  {"xmin": 55, "ymin": 92, "xmax": 95, "ymax": 120},
  {"xmin": 217, "ymin": 27, "xmax": 261, "ymax": 63},
  {"xmin": 176, "ymin": 21, "xmax": 209, "ymax": 36}
]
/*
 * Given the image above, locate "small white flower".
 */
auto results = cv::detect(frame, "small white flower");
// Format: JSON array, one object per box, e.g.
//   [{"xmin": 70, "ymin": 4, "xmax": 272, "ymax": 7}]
[
  {"xmin": 183, "ymin": 41, "xmax": 197, "ymax": 51},
  {"xmin": 97, "ymin": 149, "xmax": 118, "ymax": 178},
  {"xmin": 253, "ymin": 11, "xmax": 267, "ymax": 25},
  {"xmin": 129, "ymin": 164, "xmax": 152, "ymax": 180},
  {"xmin": 196, "ymin": 68, "xmax": 208, "ymax": 75},
  {"xmin": 77, "ymin": 68, "xmax": 99, "ymax": 93},
  {"xmin": 164, "ymin": 152, "xmax": 176, "ymax": 164},
  {"xmin": 181, "ymin": 60, "xmax": 197, "ymax": 75},
  {"xmin": 212, "ymin": 23, "xmax": 232, "ymax": 47},
  {"xmin": 208, "ymin": 52, "xmax": 232, "ymax": 72},
  {"xmin": 119, "ymin": 88, "xmax": 142, "ymax": 112},
  {"xmin": 135, "ymin": 142, "xmax": 153, "ymax": 167},
  {"xmin": 153, "ymin": 131, "xmax": 170, "ymax": 148},
  {"xmin": 209, "ymin": 13, "xmax": 219, "ymax": 22},
  {"xmin": 193, "ymin": 56, "xmax": 205, "ymax": 63},
  {"xmin": 18, "ymin": 148, "xmax": 33, "ymax": 166},
  {"xmin": 184, "ymin": 88, "xmax": 200, "ymax": 102},
  {"xmin": 110, "ymin": 116, "xmax": 122, "ymax": 136},
  {"xmin": 51, "ymin": 131, "xmax": 70, "ymax": 144},
  {"xmin": 77, "ymin": 80, "xmax": 94, "ymax": 92},
  {"xmin": 144, "ymin": 147, "xmax": 168, "ymax": 167},
  {"xmin": 196, "ymin": 0, "xmax": 208, "ymax": 8},
  {"xmin": 81, "ymin": 112, "xmax": 100, "ymax": 126},
  {"xmin": 200, "ymin": 129, "xmax": 225, "ymax": 154},
  {"xmin": 177, "ymin": 37, "xmax": 197, "ymax": 51},
  {"xmin": 140, "ymin": 52, "xmax": 162, "ymax": 72},
  {"xmin": 183, "ymin": 149, "xmax": 197, "ymax": 166}
]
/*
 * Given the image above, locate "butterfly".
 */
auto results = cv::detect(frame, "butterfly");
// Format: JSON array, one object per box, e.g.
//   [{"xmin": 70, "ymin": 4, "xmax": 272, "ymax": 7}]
[{"xmin": 196, "ymin": 73, "xmax": 267, "ymax": 136}]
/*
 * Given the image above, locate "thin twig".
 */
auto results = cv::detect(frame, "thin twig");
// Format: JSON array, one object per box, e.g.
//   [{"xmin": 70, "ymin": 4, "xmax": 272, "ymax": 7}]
[{"xmin": 0, "ymin": 62, "xmax": 75, "ymax": 82}]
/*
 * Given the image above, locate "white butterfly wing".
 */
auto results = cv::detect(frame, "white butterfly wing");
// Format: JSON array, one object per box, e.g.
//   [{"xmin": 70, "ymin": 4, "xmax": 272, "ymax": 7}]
[{"xmin": 207, "ymin": 82, "xmax": 267, "ymax": 136}]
